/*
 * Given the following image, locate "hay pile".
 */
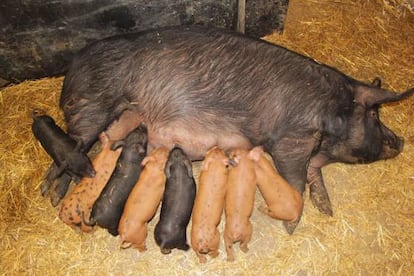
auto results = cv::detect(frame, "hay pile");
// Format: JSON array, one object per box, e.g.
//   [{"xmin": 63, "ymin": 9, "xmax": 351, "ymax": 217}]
[{"xmin": 1, "ymin": 0, "xmax": 413, "ymax": 274}]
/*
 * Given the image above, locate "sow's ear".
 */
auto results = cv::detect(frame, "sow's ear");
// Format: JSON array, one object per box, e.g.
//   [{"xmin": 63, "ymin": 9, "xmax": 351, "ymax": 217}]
[{"xmin": 354, "ymin": 85, "xmax": 414, "ymax": 107}]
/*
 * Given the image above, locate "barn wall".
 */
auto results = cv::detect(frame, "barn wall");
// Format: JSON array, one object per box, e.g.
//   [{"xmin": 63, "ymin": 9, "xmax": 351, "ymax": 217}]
[{"xmin": 0, "ymin": 0, "xmax": 288, "ymax": 83}]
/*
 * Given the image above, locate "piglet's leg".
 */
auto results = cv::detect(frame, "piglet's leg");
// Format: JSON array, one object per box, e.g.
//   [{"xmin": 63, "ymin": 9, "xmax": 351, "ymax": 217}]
[
  {"xmin": 209, "ymin": 249, "xmax": 219, "ymax": 259},
  {"xmin": 258, "ymin": 205, "xmax": 274, "ymax": 218},
  {"xmin": 208, "ymin": 231, "xmax": 220, "ymax": 259},
  {"xmin": 120, "ymin": 241, "xmax": 132, "ymax": 249},
  {"xmin": 196, "ymin": 252, "xmax": 207, "ymax": 263},
  {"xmin": 40, "ymin": 162, "xmax": 57, "ymax": 196},
  {"xmin": 41, "ymin": 163, "xmax": 73, "ymax": 207},
  {"xmin": 239, "ymin": 223, "xmax": 252, "ymax": 253},
  {"xmin": 223, "ymin": 231, "xmax": 235, "ymax": 262},
  {"xmin": 40, "ymin": 145, "xmax": 95, "ymax": 200},
  {"xmin": 49, "ymin": 173, "xmax": 72, "ymax": 207},
  {"xmin": 136, "ymin": 245, "xmax": 147, "ymax": 252},
  {"xmin": 240, "ymin": 241, "xmax": 248, "ymax": 253}
]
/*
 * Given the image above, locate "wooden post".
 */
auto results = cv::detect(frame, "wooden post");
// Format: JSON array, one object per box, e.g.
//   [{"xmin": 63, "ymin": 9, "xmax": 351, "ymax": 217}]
[{"xmin": 237, "ymin": 0, "xmax": 246, "ymax": 33}]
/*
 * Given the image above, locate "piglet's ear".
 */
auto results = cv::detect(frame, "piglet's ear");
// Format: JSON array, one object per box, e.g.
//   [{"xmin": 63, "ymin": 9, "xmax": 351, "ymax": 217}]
[
  {"xmin": 248, "ymin": 146, "xmax": 264, "ymax": 162},
  {"xmin": 164, "ymin": 161, "xmax": 172, "ymax": 178},
  {"xmin": 141, "ymin": 156, "xmax": 154, "ymax": 166},
  {"xmin": 355, "ymin": 85, "xmax": 414, "ymax": 107},
  {"xmin": 111, "ymin": 140, "xmax": 125, "ymax": 151},
  {"xmin": 184, "ymin": 159, "xmax": 193, "ymax": 178},
  {"xmin": 201, "ymin": 158, "xmax": 211, "ymax": 171}
]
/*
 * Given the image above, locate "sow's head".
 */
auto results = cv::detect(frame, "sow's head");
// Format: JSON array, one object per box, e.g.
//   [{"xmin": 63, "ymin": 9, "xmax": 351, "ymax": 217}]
[{"xmin": 328, "ymin": 82, "xmax": 413, "ymax": 164}]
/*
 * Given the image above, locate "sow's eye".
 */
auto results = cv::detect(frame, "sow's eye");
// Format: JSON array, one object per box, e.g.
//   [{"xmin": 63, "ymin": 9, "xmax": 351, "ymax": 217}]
[{"xmin": 367, "ymin": 108, "xmax": 379, "ymax": 119}]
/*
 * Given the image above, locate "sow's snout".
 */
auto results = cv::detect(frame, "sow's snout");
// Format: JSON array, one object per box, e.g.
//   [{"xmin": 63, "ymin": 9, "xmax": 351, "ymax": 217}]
[{"xmin": 379, "ymin": 129, "xmax": 404, "ymax": 160}]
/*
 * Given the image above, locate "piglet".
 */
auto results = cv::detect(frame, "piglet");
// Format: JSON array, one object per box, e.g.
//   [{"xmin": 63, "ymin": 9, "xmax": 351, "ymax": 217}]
[
  {"xmin": 84, "ymin": 124, "xmax": 148, "ymax": 236},
  {"xmin": 191, "ymin": 146, "xmax": 229, "ymax": 263},
  {"xmin": 223, "ymin": 148, "xmax": 257, "ymax": 261},
  {"xmin": 154, "ymin": 147, "xmax": 196, "ymax": 254},
  {"xmin": 31, "ymin": 109, "xmax": 95, "ymax": 182},
  {"xmin": 249, "ymin": 146, "xmax": 303, "ymax": 223},
  {"xmin": 58, "ymin": 132, "xmax": 122, "ymax": 232},
  {"xmin": 118, "ymin": 146, "xmax": 169, "ymax": 251}
]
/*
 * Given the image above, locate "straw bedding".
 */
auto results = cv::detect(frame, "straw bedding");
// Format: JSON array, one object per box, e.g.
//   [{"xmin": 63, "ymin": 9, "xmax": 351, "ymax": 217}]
[{"xmin": 1, "ymin": 0, "xmax": 413, "ymax": 274}]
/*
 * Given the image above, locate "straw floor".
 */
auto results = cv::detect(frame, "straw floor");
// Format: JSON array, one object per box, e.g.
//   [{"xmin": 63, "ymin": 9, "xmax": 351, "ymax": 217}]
[{"xmin": 1, "ymin": 0, "xmax": 413, "ymax": 274}]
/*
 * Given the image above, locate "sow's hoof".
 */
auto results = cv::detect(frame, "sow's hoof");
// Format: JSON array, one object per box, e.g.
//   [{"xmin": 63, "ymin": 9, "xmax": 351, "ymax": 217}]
[
  {"xmin": 309, "ymin": 182, "xmax": 333, "ymax": 217},
  {"xmin": 283, "ymin": 219, "xmax": 300, "ymax": 235}
]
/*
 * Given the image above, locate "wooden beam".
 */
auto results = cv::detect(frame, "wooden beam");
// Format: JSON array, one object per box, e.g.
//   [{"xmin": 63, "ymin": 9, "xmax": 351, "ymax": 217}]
[{"xmin": 237, "ymin": 0, "xmax": 246, "ymax": 33}]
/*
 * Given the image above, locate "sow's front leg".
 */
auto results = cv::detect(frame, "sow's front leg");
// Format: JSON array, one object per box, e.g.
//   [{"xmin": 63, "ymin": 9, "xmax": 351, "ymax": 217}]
[
  {"xmin": 269, "ymin": 132, "xmax": 321, "ymax": 234},
  {"xmin": 307, "ymin": 153, "xmax": 333, "ymax": 216}
]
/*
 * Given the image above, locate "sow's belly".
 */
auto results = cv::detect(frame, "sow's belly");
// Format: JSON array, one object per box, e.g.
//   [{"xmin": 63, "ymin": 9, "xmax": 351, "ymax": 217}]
[
  {"xmin": 105, "ymin": 111, "xmax": 252, "ymax": 161},
  {"xmin": 150, "ymin": 124, "xmax": 252, "ymax": 160}
]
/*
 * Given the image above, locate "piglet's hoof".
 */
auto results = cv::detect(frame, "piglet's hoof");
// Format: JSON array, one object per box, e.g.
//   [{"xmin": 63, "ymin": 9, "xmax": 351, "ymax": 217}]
[
  {"xmin": 120, "ymin": 241, "xmax": 132, "ymax": 249},
  {"xmin": 40, "ymin": 178, "xmax": 52, "ymax": 197},
  {"xmin": 50, "ymin": 173, "xmax": 72, "ymax": 207},
  {"xmin": 209, "ymin": 250, "xmax": 219, "ymax": 258},
  {"xmin": 240, "ymin": 242, "xmax": 249, "ymax": 253},
  {"xmin": 197, "ymin": 254, "xmax": 208, "ymax": 263},
  {"xmin": 40, "ymin": 163, "xmax": 58, "ymax": 196},
  {"xmin": 161, "ymin": 248, "xmax": 172, "ymax": 254},
  {"xmin": 50, "ymin": 193, "xmax": 61, "ymax": 207},
  {"xmin": 227, "ymin": 255, "xmax": 235, "ymax": 262}
]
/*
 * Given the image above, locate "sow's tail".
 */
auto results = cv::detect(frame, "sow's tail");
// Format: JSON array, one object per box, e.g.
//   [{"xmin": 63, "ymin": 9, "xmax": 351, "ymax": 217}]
[{"xmin": 354, "ymin": 82, "xmax": 414, "ymax": 107}]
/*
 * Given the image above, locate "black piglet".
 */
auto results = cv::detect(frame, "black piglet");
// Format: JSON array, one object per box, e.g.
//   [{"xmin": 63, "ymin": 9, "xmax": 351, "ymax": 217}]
[
  {"xmin": 154, "ymin": 147, "xmax": 196, "ymax": 254},
  {"xmin": 31, "ymin": 109, "xmax": 95, "ymax": 181},
  {"xmin": 84, "ymin": 123, "xmax": 148, "ymax": 236}
]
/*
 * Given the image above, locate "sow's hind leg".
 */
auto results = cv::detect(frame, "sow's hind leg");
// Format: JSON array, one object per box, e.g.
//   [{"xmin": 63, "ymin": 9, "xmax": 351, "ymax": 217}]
[{"xmin": 269, "ymin": 132, "xmax": 322, "ymax": 234}]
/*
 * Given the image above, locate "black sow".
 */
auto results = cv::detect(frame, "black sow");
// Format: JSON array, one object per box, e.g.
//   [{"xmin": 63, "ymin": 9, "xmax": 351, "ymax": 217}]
[{"xmin": 49, "ymin": 26, "xmax": 412, "ymax": 233}]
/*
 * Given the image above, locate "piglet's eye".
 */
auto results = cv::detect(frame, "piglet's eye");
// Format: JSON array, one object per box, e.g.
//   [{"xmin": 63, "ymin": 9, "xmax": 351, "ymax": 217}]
[{"xmin": 369, "ymin": 110, "xmax": 377, "ymax": 117}]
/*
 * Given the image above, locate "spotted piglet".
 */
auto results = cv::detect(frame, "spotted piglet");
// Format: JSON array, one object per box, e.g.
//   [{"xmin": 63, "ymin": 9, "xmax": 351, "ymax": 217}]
[
  {"xmin": 118, "ymin": 147, "xmax": 169, "ymax": 251},
  {"xmin": 249, "ymin": 146, "xmax": 303, "ymax": 223},
  {"xmin": 58, "ymin": 132, "xmax": 122, "ymax": 232},
  {"xmin": 191, "ymin": 146, "xmax": 229, "ymax": 263},
  {"xmin": 223, "ymin": 148, "xmax": 257, "ymax": 261}
]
